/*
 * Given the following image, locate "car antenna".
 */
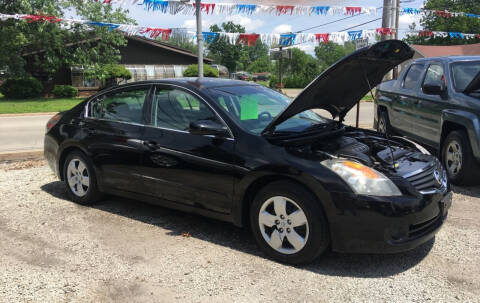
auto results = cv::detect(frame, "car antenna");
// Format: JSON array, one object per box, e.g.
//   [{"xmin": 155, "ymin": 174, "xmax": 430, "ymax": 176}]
[{"xmin": 360, "ymin": 61, "xmax": 396, "ymax": 171}]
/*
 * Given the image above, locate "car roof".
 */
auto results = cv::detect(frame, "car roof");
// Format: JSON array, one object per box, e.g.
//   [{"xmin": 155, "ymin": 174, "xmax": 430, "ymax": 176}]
[
  {"xmin": 413, "ymin": 56, "xmax": 480, "ymax": 63},
  {"xmin": 99, "ymin": 78, "xmax": 259, "ymax": 94}
]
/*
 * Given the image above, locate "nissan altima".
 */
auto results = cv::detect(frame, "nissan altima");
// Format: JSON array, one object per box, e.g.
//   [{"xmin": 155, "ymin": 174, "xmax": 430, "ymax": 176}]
[{"xmin": 44, "ymin": 40, "xmax": 451, "ymax": 264}]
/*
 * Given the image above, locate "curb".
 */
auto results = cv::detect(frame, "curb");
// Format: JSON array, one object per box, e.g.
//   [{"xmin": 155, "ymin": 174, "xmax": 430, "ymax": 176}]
[
  {"xmin": 0, "ymin": 112, "xmax": 57, "ymax": 117},
  {"xmin": 0, "ymin": 150, "xmax": 44, "ymax": 162}
]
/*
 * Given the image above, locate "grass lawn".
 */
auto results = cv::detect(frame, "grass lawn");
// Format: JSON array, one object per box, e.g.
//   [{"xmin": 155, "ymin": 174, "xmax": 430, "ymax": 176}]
[{"xmin": 0, "ymin": 97, "xmax": 84, "ymax": 114}]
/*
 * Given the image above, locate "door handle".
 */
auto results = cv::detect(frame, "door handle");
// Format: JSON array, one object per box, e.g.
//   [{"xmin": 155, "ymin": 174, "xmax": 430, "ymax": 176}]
[{"xmin": 143, "ymin": 140, "xmax": 158, "ymax": 150}]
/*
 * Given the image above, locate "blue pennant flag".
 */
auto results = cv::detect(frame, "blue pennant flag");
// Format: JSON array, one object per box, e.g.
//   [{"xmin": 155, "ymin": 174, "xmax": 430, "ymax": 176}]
[
  {"xmin": 311, "ymin": 6, "xmax": 330, "ymax": 15},
  {"xmin": 236, "ymin": 4, "xmax": 257, "ymax": 15},
  {"xmin": 143, "ymin": 0, "xmax": 169, "ymax": 13},
  {"xmin": 203, "ymin": 32, "xmax": 219, "ymax": 44},
  {"xmin": 465, "ymin": 13, "xmax": 480, "ymax": 18},
  {"xmin": 348, "ymin": 30, "xmax": 363, "ymax": 41},
  {"xmin": 279, "ymin": 33, "xmax": 296, "ymax": 46},
  {"xmin": 449, "ymin": 32, "xmax": 465, "ymax": 39},
  {"xmin": 403, "ymin": 8, "xmax": 420, "ymax": 14},
  {"xmin": 87, "ymin": 21, "xmax": 120, "ymax": 32}
]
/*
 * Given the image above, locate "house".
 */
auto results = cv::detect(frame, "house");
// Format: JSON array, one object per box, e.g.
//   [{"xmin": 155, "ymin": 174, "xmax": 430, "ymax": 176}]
[{"xmin": 23, "ymin": 34, "xmax": 213, "ymax": 96}]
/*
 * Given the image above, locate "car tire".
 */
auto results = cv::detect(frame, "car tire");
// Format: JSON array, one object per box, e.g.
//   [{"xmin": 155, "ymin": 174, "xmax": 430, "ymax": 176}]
[
  {"xmin": 442, "ymin": 130, "xmax": 479, "ymax": 185},
  {"xmin": 63, "ymin": 150, "xmax": 102, "ymax": 205},
  {"xmin": 377, "ymin": 110, "xmax": 392, "ymax": 135},
  {"xmin": 250, "ymin": 181, "xmax": 330, "ymax": 265}
]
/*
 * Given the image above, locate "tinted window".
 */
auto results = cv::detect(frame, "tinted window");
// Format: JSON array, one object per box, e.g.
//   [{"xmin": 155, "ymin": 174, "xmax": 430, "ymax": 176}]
[
  {"xmin": 153, "ymin": 87, "xmax": 218, "ymax": 131},
  {"xmin": 452, "ymin": 61, "xmax": 480, "ymax": 91},
  {"xmin": 423, "ymin": 64, "xmax": 445, "ymax": 89},
  {"xmin": 207, "ymin": 85, "xmax": 328, "ymax": 134},
  {"xmin": 403, "ymin": 64, "xmax": 424, "ymax": 90},
  {"xmin": 90, "ymin": 87, "xmax": 148, "ymax": 124}
]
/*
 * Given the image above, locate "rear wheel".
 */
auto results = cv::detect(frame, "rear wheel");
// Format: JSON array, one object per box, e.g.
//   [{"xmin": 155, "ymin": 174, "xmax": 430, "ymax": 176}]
[
  {"xmin": 63, "ymin": 151, "xmax": 102, "ymax": 205},
  {"xmin": 442, "ymin": 130, "xmax": 479, "ymax": 185},
  {"xmin": 250, "ymin": 181, "xmax": 330, "ymax": 265},
  {"xmin": 377, "ymin": 110, "xmax": 392, "ymax": 135}
]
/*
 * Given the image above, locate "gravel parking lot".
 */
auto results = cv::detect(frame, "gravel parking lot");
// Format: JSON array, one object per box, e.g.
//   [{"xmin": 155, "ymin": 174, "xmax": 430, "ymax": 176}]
[{"xmin": 1, "ymin": 160, "xmax": 479, "ymax": 303}]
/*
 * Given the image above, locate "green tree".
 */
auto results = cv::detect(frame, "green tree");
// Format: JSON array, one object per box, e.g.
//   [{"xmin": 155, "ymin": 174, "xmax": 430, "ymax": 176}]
[
  {"xmin": 207, "ymin": 22, "xmax": 246, "ymax": 72},
  {"xmin": 247, "ymin": 55, "xmax": 272, "ymax": 73},
  {"xmin": 314, "ymin": 41, "xmax": 355, "ymax": 70},
  {"xmin": 404, "ymin": 0, "xmax": 480, "ymax": 45},
  {"xmin": 271, "ymin": 48, "xmax": 321, "ymax": 88},
  {"xmin": 0, "ymin": 0, "xmax": 134, "ymax": 79}
]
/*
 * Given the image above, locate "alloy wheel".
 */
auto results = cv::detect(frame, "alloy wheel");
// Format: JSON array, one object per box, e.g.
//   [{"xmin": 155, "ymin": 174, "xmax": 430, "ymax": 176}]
[
  {"xmin": 66, "ymin": 158, "xmax": 90, "ymax": 197},
  {"xmin": 258, "ymin": 196, "xmax": 309, "ymax": 255},
  {"xmin": 445, "ymin": 140, "xmax": 463, "ymax": 177}
]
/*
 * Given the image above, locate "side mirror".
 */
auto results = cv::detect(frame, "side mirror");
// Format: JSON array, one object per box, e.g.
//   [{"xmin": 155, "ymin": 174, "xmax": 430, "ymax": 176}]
[
  {"xmin": 189, "ymin": 120, "xmax": 228, "ymax": 137},
  {"xmin": 423, "ymin": 80, "xmax": 446, "ymax": 95}
]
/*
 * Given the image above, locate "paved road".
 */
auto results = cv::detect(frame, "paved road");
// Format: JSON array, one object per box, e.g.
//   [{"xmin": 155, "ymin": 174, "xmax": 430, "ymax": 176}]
[
  {"xmin": 0, "ymin": 115, "xmax": 51, "ymax": 153},
  {"xmin": 0, "ymin": 103, "xmax": 375, "ymax": 153}
]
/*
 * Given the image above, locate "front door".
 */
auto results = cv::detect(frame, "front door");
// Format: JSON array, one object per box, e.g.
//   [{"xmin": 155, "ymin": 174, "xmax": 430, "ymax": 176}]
[
  {"xmin": 81, "ymin": 85, "xmax": 151, "ymax": 194},
  {"xmin": 392, "ymin": 63, "xmax": 426, "ymax": 138},
  {"xmin": 416, "ymin": 63, "xmax": 448, "ymax": 146},
  {"xmin": 140, "ymin": 85, "xmax": 236, "ymax": 214}
]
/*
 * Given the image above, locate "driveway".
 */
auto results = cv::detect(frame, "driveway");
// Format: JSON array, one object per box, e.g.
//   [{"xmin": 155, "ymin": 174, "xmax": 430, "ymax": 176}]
[
  {"xmin": 0, "ymin": 103, "xmax": 375, "ymax": 153},
  {"xmin": 0, "ymin": 160, "xmax": 479, "ymax": 302}
]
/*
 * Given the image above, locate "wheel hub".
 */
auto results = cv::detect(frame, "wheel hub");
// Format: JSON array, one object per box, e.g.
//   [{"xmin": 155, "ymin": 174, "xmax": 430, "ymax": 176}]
[{"xmin": 258, "ymin": 196, "xmax": 309, "ymax": 255}]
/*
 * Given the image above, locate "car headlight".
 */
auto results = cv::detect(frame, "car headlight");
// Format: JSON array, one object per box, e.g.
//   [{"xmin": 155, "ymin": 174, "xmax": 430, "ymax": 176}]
[{"xmin": 321, "ymin": 159, "xmax": 402, "ymax": 196}]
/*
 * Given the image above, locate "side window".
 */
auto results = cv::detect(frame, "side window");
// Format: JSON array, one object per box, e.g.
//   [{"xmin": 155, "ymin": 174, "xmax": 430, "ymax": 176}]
[
  {"xmin": 423, "ymin": 64, "xmax": 445, "ymax": 88},
  {"xmin": 90, "ymin": 87, "xmax": 149, "ymax": 124},
  {"xmin": 153, "ymin": 87, "xmax": 219, "ymax": 131},
  {"xmin": 402, "ymin": 64, "xmax": 424, "ymax": 90}
]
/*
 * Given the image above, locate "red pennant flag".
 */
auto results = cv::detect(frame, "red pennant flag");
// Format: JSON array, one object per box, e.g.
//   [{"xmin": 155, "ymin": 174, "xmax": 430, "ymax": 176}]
[
  {"xmin": 315, "ymin": 33, "xmax": 329, "ymax": 43},
  {"xmin": 140, "ymin": 28, "xmax": 172, "ymax": 40},
  {"xmin": 193, "ymin": 3, "xmax": 216, "ymax": 14},
  {"xmin": 276, "ymin": 5, "xmax": 295, "ymax": 15},
  {"xmin": 238, "ymin": 34, "xmax": 260, "ymax": 46},
  {"xmin": 376, "ymin": 28, "xmax": 393, "ymax": 36},
  {"xmin": 435, "ymin": 10, "xmax": 452, "ymax": 18},
  {"xmin": 345, "ymin": 7, "xmax": 362, "ymax": 15},
  {"xmin": 419, "ymin": 30, "xmax": 434, "ymax": 37},
  {"xmin": 23, "ymin": 14, "xmax": 62, "ymax": 23}
]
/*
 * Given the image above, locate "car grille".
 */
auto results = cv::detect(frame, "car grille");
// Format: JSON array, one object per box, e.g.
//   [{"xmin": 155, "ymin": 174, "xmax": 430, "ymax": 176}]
[
  {"xmin": 409, "ymin": 212, "xmax": 442, "ymax": 238},
  {"xmin": 405, "ymin": 161, "xmax": 447, "ymax": 194}
]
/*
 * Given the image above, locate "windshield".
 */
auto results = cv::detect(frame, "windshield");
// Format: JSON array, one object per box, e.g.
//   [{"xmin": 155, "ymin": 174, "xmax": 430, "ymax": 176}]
[
  {"xmin": 452, "ymin": 61, "xmax": 480, "ymax": 92},
  {"xmin": 207, "ymin": 85, "xmax": 329, "ymax": 134}
]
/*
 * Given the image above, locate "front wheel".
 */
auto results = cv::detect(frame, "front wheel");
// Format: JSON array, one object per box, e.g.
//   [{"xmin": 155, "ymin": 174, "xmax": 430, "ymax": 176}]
[{"xmin": 250, "ymin": 181, "xmax": 330, "ymax": 265}]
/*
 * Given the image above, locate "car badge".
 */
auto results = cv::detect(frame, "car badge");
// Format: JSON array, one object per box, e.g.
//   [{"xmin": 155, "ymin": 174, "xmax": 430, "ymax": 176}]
[{"xmin": 433, "ymin": 170, "xmax": 442, "ymax": 187}]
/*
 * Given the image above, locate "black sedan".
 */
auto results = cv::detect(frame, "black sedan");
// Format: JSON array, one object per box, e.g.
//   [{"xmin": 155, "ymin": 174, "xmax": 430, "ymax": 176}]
[{"xmin": 44, "ymin": 40, "xmax": 451, "ymax": 264}]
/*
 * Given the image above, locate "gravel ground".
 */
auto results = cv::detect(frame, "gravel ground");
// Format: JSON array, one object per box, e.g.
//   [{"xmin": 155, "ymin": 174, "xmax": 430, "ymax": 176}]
[{"xmin": 0, "ymin": 160, "xmax": 479, "ymax": 303}]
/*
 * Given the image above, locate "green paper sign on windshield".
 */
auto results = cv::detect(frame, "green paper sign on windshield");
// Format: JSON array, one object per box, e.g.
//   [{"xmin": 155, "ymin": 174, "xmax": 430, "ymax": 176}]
[{"xmin": 240, "ymin": 96, "xmax": 258, "ymax": 120}]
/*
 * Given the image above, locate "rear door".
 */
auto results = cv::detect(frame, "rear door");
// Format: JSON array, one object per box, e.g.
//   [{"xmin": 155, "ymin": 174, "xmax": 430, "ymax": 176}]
[
  {"xmin": 415, "ymin": 62, "xmax": 448, "ymax": 145},
  {"xmin": 82, "ymin": 85, "xmax": 151, "ymax": 194},
  {"xmin": 392, "ymin": 63, "xmax": 425, "ymax": 136},
  {"xmin": 139, "ymin": 85, "xmax": 236, "ymax": 214}
]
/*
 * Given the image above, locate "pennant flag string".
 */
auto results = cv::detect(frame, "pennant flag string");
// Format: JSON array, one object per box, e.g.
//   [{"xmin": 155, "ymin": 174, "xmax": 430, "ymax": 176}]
[{"xmin": 2, "ymin": 13, "xmax": 479, "ymax": 47}]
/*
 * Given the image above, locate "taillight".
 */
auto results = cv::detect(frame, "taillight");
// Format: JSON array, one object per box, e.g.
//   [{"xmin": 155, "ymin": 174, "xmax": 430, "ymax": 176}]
[{"xmin": 46, "ymin": 113, "xmax": 62, "ymax": 132}]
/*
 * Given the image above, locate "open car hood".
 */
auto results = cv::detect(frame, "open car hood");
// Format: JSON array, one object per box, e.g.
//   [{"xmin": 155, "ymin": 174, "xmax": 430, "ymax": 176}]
[{"xmin": 262, "ymin": 40, "xmax": 414, "ymax": 135}]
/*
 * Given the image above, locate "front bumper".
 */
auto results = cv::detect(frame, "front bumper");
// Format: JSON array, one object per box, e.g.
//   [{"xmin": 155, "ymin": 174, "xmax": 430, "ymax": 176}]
[{"xmin": 329, "ymin": 190, "xmax": 452, "ymax": 253}]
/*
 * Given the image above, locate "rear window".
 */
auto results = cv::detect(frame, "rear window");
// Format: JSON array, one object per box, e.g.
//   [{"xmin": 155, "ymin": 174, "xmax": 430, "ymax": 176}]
[{"xmin": 451, "ymin": 61, "xmax": 480, "ymax": 92}]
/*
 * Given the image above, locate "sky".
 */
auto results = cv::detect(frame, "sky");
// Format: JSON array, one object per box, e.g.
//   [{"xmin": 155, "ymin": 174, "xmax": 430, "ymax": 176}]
[{"xmin": 114, "ymin": 0, "xmax": 425, "ymax": 54}]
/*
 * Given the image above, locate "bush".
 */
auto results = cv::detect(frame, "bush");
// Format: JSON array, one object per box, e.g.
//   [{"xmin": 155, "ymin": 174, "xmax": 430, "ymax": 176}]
[
  {"xmin": 0, "ymin": 77, "xmax": 43, "ymax": 99},
  {"xmin": 183, "ymin": 64, "xmax": 219, "ymax": 78},
  {"xmin": 52, "ymin": 85, "xmax": 78, "ymax": 98},
  {"xmin": 269, "ymin": 74, "xmax": 314, "ymax": 89},
  {"xmin": 104, "ymin": 64, "xmax": 132, "ymax": 80}
]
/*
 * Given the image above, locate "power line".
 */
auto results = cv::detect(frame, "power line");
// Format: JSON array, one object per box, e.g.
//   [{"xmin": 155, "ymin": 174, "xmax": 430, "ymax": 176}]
[
  {"xmin": 338, "ymin": 17, "xmax": 382, "ymax": 32},
  {"xmin": 294, "ymin": 6, "xmax": 384, "ymax": 33}
]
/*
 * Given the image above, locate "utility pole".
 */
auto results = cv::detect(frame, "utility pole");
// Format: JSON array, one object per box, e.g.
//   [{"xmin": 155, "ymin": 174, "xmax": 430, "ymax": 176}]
[
  {"xmin": 195, "ymin": 0, "xmax": 204, "ymax": 79},
  {"xmin": 279, "ymin": 46, "xmax": 283, "ymax": 91},
  {"xmin": 381, "ymin": 0, "xmax": 392, "ymax": 41}
]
